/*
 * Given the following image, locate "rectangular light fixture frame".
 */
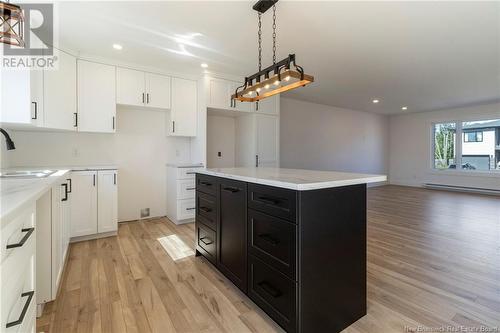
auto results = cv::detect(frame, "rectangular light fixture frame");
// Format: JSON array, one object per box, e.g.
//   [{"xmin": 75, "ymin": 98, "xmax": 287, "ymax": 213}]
[
  {"xmin": 231, "ymin": 54, "xmax": 314, "ymax": 103},
  {"xmin": 0, "ymin": 1, "xmax": 25, "ymax": 47}
]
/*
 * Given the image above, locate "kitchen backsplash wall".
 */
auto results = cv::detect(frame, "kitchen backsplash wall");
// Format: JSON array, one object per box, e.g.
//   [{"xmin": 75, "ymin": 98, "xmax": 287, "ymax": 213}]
[{"xmin": 3, "ymin": 107, "xmax": 192, "ymax": 221}]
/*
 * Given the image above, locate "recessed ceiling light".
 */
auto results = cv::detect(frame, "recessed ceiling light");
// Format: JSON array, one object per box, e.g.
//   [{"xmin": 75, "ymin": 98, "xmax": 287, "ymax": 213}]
[
  {"xmin": 201, "ymin": 63, "xmax": 208, "ymax": 68},
  {"xmin": 401, "ymin": 106, "xmax": 408, "ymax": 111},
  {"xmin": 113, "ymin": 44, "xmax": 123, "ymax": 50},
  {"xmin": 372, "ymin": 99, "xmax": 380, "ymax": 104}
]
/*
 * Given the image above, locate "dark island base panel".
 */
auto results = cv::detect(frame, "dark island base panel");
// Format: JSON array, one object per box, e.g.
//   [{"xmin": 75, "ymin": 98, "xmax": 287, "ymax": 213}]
[{"xmin": 195, "ymin": 174, "xmax": 367, "ymax": 333}]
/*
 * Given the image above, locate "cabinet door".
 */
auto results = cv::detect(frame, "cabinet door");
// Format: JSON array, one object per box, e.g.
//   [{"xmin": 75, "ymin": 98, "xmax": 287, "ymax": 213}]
[
  {"xmin": 0, "ymin": 69, "xmax": 42, "ymax": 126},
  {"xmin": 70, "ymin": 171, "xmax": 98, "ymax": 237},
  {"xmin": 116, "ymin": 67, "xmax": 145, "ymax": 107},
  {"xmin": 77, "ymin": 60, "xmax": 116, "ymax": 133},
  {"xmin": 52, "ymin": 182, "xmax": 67, "ymax": 299},
  {"xmin": 218, "ymin": 178, "xmax": 247, "ymax": 292},
  {"xmin": 255, "ymin": 95, "xmax": 279, "ymax": 115},
  {"xmin": 97, "ymin": 170, "xmax": 118, "ymax": 233},
  {"xmin": 44, "ymin": 50, "xmax": 77, "ymax": 131},
  {"xmin": 169, "ymin": 77, "xmax": 197, "ymax": 137},
  {"xmin": 256, "ymin": 115, "xmax": 279, "ymax": 167},
  {"xmin": 146, "ymin": 73, "xmax": 171, "ymax": 109},
  {"xmin": 208, "ymin": 78, "xmax": 231, "ymax": 109}
]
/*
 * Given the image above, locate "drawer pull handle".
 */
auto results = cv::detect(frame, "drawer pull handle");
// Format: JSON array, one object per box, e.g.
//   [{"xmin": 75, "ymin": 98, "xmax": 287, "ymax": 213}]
[
  {"xmin": 199, "ymin": 206, "xmax": 212, "ymax": 213},
  {"xmin": 257, "ymin": 281, "xmax": 281, "ymax": 298},
  {"xmin": 186, "ymin": 207, "xmax": 196, "ymax": 211},
  {"xmin": 222, "ymin": 186, "xmax": 239, "ymax": 193},
  {"xmin": 200, "ymin": 181, "xmax": 212, "ymax": 186},
  {"xmin": 257, "ymin": 233, "xmax": 279, "ymax": 246},
  {"xmin": 200, "ymin": 237, "xmax": 213, "ymax": 245},
  {"xmin": 186, "ymin": 187, "xmax": 195, "ymax": 191},
  {"xmin": 6, "ymin": 291, "xmax": 35, "ymax": 328},
  {"xmin": 186, "ymin": 172, "xmax": 196, "ymax": 175},
  {"xmin": 6, "ymin": 228, "xmax": 35, "ymax": 249},
  {"xmin": 256, "ymin": 196, "xmax": 279, "ymax": 205}
]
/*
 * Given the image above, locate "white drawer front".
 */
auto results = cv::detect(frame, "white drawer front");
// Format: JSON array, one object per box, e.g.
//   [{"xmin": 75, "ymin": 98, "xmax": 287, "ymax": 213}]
[
  {"xmin": 176, "ymin": 167, "xmax": 202, "ymax": 180},
  {"xmin": 177, "ymin": 179, "xmax": 196, "ymax": 200},
  {"xmin": 1, "ymin": 204, "xmax": 36, "ymax": 264},
  {"xmin": 1, "ymin": 245, "xmax": 36, "ymax": 332},
  {"xmin": 177, "ymin": 198, "xmax": 195, "ymax": 221}
]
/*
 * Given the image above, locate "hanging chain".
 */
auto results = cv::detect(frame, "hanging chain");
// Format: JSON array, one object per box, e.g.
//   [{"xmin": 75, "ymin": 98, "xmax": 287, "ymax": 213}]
[
  {"xmin": 272, "ymin": 4, "xmax": 277, "ymax": 64},
  {"xmin": 258, "ymin": 12, "xmax": 262, "ymax": 71}
]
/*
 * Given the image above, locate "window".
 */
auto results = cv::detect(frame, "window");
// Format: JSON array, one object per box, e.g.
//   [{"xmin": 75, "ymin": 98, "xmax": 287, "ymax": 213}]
[
  {"xmin": 463, "ymin": 131, "xmax": 483, "ymax": 142},
  {"xmin": 432, "ymin": 119, "xmax": 500, "ymax": 172},
  {"xmin": 433, "ymin": 122, "xmax": 456, "ymax": 170}
]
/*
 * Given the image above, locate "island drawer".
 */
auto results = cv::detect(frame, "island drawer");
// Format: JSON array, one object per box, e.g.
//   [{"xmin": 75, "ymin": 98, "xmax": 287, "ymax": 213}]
[
  {"xmin": 196, "ymin": 223, "xmax": 217, "ymax": 265},
  {"xmin": 248, "ymin": 255, "xmax": 297, "ymax": 333},
  {"xmin": 196, "ymin": 174, "xmax": 217, "ymax": 196},
  {"xmin": 196, "ymin": 191, "xmax": 216, "ymax": 231},
  {"xmin": 248, "ymin": 184, "xmax": 297, "ymax": 223},
  {"xmin": 248, "ymin": 209, "xmax": 297, "ymax": 280}
]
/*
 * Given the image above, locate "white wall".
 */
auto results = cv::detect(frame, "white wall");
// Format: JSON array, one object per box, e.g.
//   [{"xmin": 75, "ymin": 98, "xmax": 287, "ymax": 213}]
[
  {"xmin": 206, "ymin": 115, "xmax": 236, "ymax": 168},
  {"xmin": 389, "ymin": 102, "xmax": 500, "ymax": 190},
  {"xmin": 3, "ymin": 107, "xmax": 192, "ymax": 221},
  {"xmin": 280, "ymin": 98, "xmax": 389, "ymax": 175}
]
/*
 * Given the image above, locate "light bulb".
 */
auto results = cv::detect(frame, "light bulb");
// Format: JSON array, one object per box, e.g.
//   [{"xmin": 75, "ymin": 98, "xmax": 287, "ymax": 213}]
[
  {"xmin": 274, "ymin": 80, "xmax": 280, "ymax": 86},
  {"xmin": 256, "ymin": 87, "xmax": 261, "ymax": 92},
  {"xmin": 284, "ymin": 76, "xmax": 291, "ymax": 81},
  {"xmin": 264, "ymin": 84, "xmax": 270, "ymax": 89}
]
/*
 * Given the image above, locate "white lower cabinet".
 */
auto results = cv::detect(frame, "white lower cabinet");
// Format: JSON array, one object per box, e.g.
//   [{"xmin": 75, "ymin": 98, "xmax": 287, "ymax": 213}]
[
  {"xmin": 166, "ymin": 165, "xmax": 202, "ymax": 224},
  {"xmin": 70, "ymin": 171, "xmax": 98, "ymax": 237},
  {"xmin": 97, "ymin": 170, "xmax": 118, "ymax": 233},
  {"xmin": 1, "ymin": 204, "xmax": 36, "ymax": 332},
  {"xmin": 37, "ymin": 177, "xmax": 71, "ymax": 307},
  {"xmin": 70, "ymin": 170, "xmax": 118, "ymax": 239}
]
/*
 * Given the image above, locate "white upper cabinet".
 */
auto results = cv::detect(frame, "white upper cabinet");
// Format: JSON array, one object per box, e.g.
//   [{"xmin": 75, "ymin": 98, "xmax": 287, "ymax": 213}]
[
  {"xmin": 97, "ymin": 170, "xmax": 118, "ymax": 233},
  {"xmin": 207, "ymin": 77, "xmax": 252, "ymax": 113},
  {"xmin": 116, "ymin": 67, "xmax": 145, "ymax": 107},
  {"xmin": 44, "ymin": 50, "xmax": 77, "ymax": 130},
  {"xmin": 255, "ymin": 95, "xmax": 279, "ymax": 115},
  {"xmin": 0, "ymin": 69, "xmax": 40, "ymax": 126},
  {"xmin": 77, "ymin": 60, "xmax": 116, "ymax": 133},
  {"xmin": 146, "ymin": 72, "xmax": 171, "ymax": 109},
  {"xmin": 116, "ymin": 67, "xmax": 171, "ymax": 109},
  {"xmin": 168, "ymin": 77, "xmax": 197, "ymax": 137}
]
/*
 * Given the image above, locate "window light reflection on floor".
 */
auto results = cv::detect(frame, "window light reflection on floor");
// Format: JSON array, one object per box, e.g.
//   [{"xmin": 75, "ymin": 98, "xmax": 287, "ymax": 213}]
[{"xmin": 157, "ymin": 234, "xmax": 195, "ymax": 261}]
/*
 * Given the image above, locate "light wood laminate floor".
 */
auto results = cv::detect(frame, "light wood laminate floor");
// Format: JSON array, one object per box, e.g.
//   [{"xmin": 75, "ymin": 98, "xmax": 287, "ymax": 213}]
[{"xmin": 37, "ymin": 185, "xmax": 500, "ymax": 333}]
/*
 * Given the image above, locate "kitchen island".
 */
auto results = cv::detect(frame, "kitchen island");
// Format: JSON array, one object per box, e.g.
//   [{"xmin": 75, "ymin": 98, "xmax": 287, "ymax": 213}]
[{"xmin": 194, "ymin": 167, "xmax": 386, "ymax": 333}]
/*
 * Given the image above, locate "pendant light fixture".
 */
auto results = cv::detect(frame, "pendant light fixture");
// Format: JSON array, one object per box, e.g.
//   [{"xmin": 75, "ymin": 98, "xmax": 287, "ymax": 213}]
[
  {"xmin": 231, "ymin": 0, "xmax": 314, "ymax": 104},
  {"xmin": 0, "ymin": 0, "xmax": 25, "ymax": 47}
]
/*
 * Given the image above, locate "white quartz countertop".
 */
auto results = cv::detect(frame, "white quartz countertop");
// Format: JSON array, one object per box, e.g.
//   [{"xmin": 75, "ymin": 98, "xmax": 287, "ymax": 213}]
[
  {"xmin": 197, "ymin": 167, "xmax": 387, "ymax": 191},
  {"xmin": 166, "ymin": 163, "xmax": 204, "ymax": 168},
  {"xmin": 1, "ymin": 169, "xmax": 70, "ymax": 222},
  {"xmin": 6, "ymin": 165, "xmax": 118, "ymax": 171}
]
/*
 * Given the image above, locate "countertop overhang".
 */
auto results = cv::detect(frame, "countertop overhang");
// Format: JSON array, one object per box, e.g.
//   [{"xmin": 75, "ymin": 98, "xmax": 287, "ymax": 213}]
[{"xmin": 196, "ymin": 167, "xmax": 387, "ymax": 191}]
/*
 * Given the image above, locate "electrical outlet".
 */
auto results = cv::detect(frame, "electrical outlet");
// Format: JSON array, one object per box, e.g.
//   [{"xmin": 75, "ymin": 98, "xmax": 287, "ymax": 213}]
[
  {"xmin": 72, "ymin": 148, "xmax": 79, "ymax": 157},
  {"xmin": 218, "ymin": 151, "xmax": 222, "ymax": 157},
  {"xmin": 140, "ymin": 208, "xmax": 150, "ymax": 218},
  {"xmin": 175, "ymin": 149, "xmax": 180, "ymax": 157}
]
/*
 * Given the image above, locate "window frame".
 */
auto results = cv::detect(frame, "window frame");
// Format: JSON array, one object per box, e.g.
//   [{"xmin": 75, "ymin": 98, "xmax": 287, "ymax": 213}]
[
  {"xmin": 463, "ymin": 131, "xmax": 483, "ymax": 143},
  {"xmin": 431, "ymin": 118, "xmax": 500, "ymax": 174}
]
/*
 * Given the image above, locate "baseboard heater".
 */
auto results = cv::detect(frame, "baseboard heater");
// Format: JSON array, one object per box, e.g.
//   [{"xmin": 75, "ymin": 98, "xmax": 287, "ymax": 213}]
[{"xmin": 424, "ymin": 183, "xmax": 500, "ymax": 196}]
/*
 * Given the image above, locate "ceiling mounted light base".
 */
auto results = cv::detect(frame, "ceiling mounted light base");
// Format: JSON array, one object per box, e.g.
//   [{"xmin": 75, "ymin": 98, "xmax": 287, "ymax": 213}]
[
  {"xmin": 232, "ymin": 54, "xmax": 314, "ymax": 103},
  {"xmin": 0, "ymin": 1, "xmax": 25, "ymax": 47}
]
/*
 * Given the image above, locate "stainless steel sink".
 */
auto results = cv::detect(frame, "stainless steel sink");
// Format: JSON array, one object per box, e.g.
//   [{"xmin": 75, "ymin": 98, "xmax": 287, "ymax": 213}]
[{"xmin": 0, "ymin": 170, "xmax": 56, "ymax": 179}]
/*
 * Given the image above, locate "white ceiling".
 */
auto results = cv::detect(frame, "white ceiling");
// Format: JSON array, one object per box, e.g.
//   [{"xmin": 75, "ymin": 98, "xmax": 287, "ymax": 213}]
[{"xmin": 54, "ymin": 1, "xmax": 500, "ymax": 115}]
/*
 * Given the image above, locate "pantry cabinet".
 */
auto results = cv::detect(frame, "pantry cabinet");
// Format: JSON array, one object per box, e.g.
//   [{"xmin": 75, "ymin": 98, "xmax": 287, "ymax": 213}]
[
  {"xmin": 167, "ymin": 77, "xmax": 197, "ymax": 137},
  {"xmin": 116, "ymin": 67, "xmax": 171, "ymax": 109},
  {"xmin": 77, "ymin": 60, "xmax": 116, "ymax": 133},
  {"xmin": 70, "ymin": 170, "xmax": 118, "ymax": 239}
]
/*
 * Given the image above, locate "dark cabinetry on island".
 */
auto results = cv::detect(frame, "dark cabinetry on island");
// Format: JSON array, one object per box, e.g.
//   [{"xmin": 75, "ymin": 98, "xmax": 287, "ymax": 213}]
[{"xmin": 195, "ymin": 173, "xmax": 367, "ymax": 333}]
